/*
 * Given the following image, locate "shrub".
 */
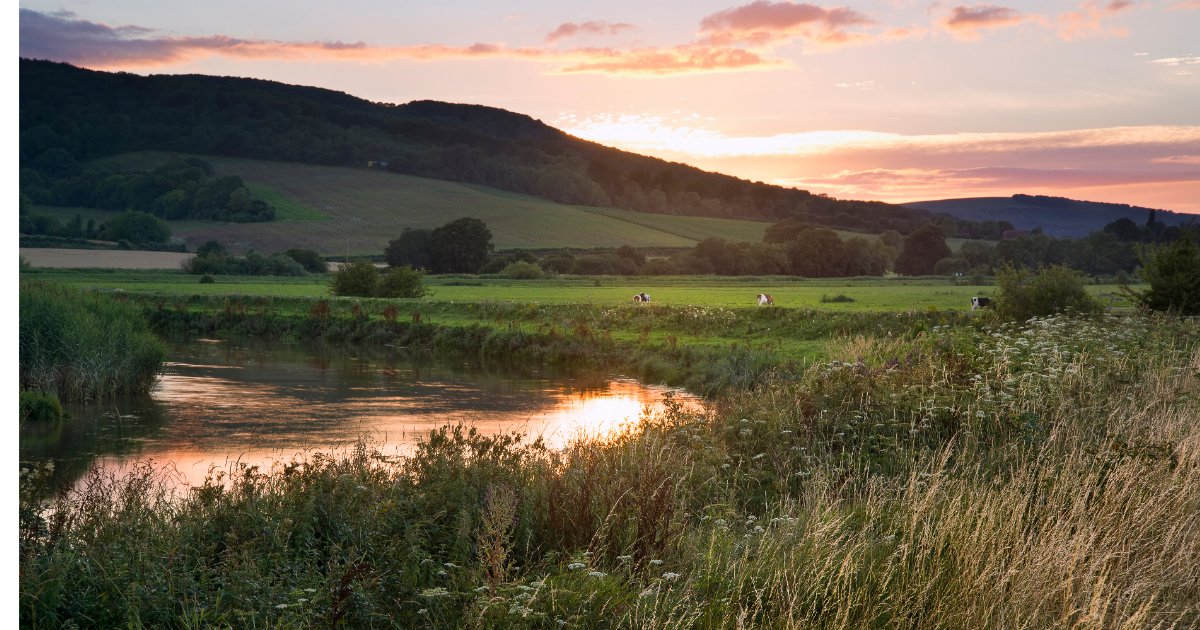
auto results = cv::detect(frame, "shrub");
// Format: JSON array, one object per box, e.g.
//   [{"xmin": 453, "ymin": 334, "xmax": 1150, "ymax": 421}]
[
  {"xmin": 640, "ymin": 257, "xmax": 679, "ymax": 276},
  {"xmin": 283, "ymin": 248, "xmax": 328, "ymax": 273},
  {"xmin": 477, "ymin": 256, "xmax": 511, "ymax": 274},
  {"xmin": 1122, "ymin": 233, "xmax": 1200, "ymax": 315},
  {"xmin": 502, "ymin": 261, "xmax": 545, "ymax": 280},
  {"xmin": 329, "ymin": 259, "xmax": 380, "ymax": 297},
  {"xmin": 182, "ymin": 250, "xmax": 306, "ymax": 276},
  {"xmin": 375, "ymin": 265, "xmax": 428, "ymax": 298},
  {"xmin": 994, "ymin": 263, "xmax": 1103, "ymax": 321},
  {"xmin": 20, "ymin": 282, "xmax": 167, "ymax": 400},
  {"xmin": 199, "ymin": 274, "xmax": 215, "ymax": 284},
  {"xmin": 820, "ymin": 293, "xmax": 855, "ymax": 303},
  {"xmin": 196, "ymin": 240, "xmax": 226, "ymax": 258},
  {"xmin": 19, "ymin": 390, "xmax": 70, "ymax": 422}
]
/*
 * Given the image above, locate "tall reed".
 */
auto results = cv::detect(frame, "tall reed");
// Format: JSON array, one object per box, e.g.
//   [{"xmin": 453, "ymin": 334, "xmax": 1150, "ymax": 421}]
[{"xmin": 20, "ymin": 282, "xmax": 167, "ymax": 401}]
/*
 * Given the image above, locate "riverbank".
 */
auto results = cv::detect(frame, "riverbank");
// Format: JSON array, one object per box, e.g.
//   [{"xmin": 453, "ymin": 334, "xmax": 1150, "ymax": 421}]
[{"xmin": 20, "ymin": 312, "xmax": 1200, "ymax": 628}]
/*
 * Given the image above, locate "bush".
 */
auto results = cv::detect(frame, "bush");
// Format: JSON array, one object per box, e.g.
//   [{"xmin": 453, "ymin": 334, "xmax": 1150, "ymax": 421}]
[
  {"xmin": 199, "ymin": 274, "xmax": 215, "ymax": 284},
  {"xmin": 329, "ymin": 259, "xmax": 380, "ymax": 297},
  {"xmin": 1122, "ymin": 233, "xmax": 1200, "ymax": 315},
  {"xmin": 20, "ymin": 282, "xmax": 167, "ymax": 400},
  {"xmin": 820, "ymin": 293, "xmax": 855, "ymax": 303},
  {"xmin": 640, "ymin": 257, "xmax": 679, "ymax": 276},
  {"xmin": 182, "ymin": 251, "xmax": 306, "ymax": 276},
  {"xmin": 20, "ymin": 390, "xmax": 70, "ymax": 422},
  {"xmin": 502, "ymin": 261, "xmax": 545, "ymax": 280},
  {"xmin": 994, "ymin": 263, "xmax": 1103, "ymax": 321},
  {"xmin": 283, "ymin": 248, "xmax": 328, "ymax": 273},
  {"xmin": 375, "ymin": 265, "xmax": 428, "ymax": 298}
]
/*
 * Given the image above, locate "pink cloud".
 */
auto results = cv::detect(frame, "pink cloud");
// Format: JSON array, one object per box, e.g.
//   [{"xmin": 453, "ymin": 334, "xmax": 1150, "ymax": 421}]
[
  {"xmin": 545, "ymin": 20, "xmax": 636, "ymax": 44},
  {"xmin": 1153, "ymin": 155, "xmax": 1200, "ymax": 164},
  {"xmin": 1166, "ymin": 0, "xmax": 1200, "ymax": 9},
  {"xmin": 18, "ymin": 9, "xmax": 776, "ymax": 77},
  {"xmin": 697, "ymin": 1, "xmax": 879, "ymax": 48},
  {"xmin": 797, "ymin": 166, "xmax": 1200, "ymax": 191},
  {"xmin": 1054, "ymin": 1, "xmax": 1136, "ymax": 41},
  {"xmin": 936, "ymin": 4, "xmax": 1043, "ymax": 40}
]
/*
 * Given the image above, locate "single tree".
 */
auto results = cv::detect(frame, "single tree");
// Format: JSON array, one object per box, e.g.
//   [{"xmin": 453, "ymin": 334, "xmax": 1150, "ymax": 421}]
[
  {"xmin": 429, "ymin": 218, "xmax": 493, "ymax": 273},
  {"xmin": 384, "ymin": 228, "xmax": 433, "ymax": 269},
  {"xmin": 1121, "ymin": 231, "xmax": 1200, "ymax": 315},
  {"xmin": 895, "ymin": 225, "xmax": 952, "ymax": 276}
]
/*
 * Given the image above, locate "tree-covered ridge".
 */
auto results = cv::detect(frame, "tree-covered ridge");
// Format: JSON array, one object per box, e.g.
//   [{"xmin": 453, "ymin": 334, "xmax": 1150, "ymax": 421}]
[{"xmin": 23, "ymin": 58, "xmax": 965, "ymax": 235}]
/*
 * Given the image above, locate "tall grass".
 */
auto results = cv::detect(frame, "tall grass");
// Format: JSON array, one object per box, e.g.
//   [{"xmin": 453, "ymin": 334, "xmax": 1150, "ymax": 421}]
[
  {"xmin": 20, "ymin": 314, "xmax": 1199, "ymax": 628},
  {"xmin": 20, "ymin": 282, "xmax": 167, "ymax": 401}
]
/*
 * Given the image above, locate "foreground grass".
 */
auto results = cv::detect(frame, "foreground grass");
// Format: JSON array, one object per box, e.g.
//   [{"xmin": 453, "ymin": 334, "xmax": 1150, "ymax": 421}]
[{"xmin": 20, "ymin": 313, "xmax": 1200, "ymax": 628}]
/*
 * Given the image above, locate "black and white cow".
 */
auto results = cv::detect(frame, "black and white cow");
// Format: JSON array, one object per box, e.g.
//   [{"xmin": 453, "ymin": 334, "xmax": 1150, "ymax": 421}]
[{"xmin": 971, "ymin": 297, "xmax": 993, "ymax": 310}]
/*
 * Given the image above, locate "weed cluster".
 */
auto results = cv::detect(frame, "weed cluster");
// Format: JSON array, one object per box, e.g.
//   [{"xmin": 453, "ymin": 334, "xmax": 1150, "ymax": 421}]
[{"xmin": 19, "ymin": 282, "xmax": 167, "ymax": 401}]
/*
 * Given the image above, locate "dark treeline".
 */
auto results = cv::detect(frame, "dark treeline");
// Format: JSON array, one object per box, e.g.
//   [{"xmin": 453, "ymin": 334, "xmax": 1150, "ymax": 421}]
[
  {"xmin": 20, "ymin": 155, "xmax": 276, "ymax": 223},
  {"xmin": 24, "ymin": 59, "xmax": 983, "ymax": 235}
]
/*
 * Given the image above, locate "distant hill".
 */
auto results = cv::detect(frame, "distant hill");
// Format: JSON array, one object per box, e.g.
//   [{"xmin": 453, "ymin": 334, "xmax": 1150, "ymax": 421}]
[
  {"xmin": 903, "ymin": 195, "xmax": 1198, "ymax": 238},
  {"xmin": 21, "ymin": 59, "xmax": 951, "ymax": 236}
]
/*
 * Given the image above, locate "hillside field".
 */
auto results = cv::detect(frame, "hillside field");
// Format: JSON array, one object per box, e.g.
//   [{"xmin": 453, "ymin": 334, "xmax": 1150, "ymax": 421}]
[{"xmin": 66, "ymin": 152, "xmax": 978, "ymax": 255}]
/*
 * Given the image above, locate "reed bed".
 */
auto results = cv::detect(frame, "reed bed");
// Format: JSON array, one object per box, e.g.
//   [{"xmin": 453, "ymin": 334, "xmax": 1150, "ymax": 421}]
[
  {"xmin": 19, "ymin": 313, "xmax": 1199, "ymax": 629},
  {"xmin": 19, "ymin": 282, "xmax": 167, "ymax": 402}
]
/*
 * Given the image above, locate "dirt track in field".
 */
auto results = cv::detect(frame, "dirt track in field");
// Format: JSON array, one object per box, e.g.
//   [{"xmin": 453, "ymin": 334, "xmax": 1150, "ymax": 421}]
[{"xmin": 20, "ymin": 248, "xmax": 193, "ymax": 269}]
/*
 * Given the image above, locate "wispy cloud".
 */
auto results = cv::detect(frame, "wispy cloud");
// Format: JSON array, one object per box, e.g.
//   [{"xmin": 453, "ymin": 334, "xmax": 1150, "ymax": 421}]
[
  {"xmin": 789, "ymin": 166, "xmax": 1200, "ymax": 198},
  {"xmin": 545, "ymin": 20, "xmax": 635, "ymax": 44},
  {"xmin": 1165, "ymin": 0, "xmax": 1200, "ymax": 9},
  {"xmin": 697, "ymin": 1, "xmax": 881, "ymax": 49},
  {"xmin": 18, "ymin": 9, "xmax": 776, "ymax": 77},
  {"xmin": 1150, "ymin": 55, "xmax": 1200, "ymax": 65},
  {"xmin": 1054, "ymin": 0, "xmax": 1136, "ymax": 41},
  {"xmin": 562, "ymin": 118, "xmax": 1200, "ymax": 159},
  {"xmin": 936, "ymin": 4, "xmax": 1036, "ymax": 40},
  {"xmin": 1153, "ymin": 155, "xmax": 1200, "ymax": 164}
]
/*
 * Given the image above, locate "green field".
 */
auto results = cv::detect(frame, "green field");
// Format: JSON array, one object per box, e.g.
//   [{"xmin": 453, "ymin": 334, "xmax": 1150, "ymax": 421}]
[
  {"xmin": 21, "ymin": 267, "xmax": 1134, "ymax": 311},
  {"xmin": 81, "ymin": 152, "xmax": 988, "ymax": 257}
]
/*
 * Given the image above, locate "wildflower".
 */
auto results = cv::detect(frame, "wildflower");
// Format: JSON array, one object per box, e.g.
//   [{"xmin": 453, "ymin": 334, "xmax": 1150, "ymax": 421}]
[
  {"xmin": 568, "ymin": 563, "xmax": 586, "ymax": 570},
  {"xmin": 662, "ymin": 572, "xmax": 680, "ymax": 580},
  {"xmin": 752, "ymin": 453, "xmax": 765, "ymax": 460},
  {"xmin": 516, "ymin": 586, "xmax": 533, "ymax": 591},
  {"xmin": 296, "ymin": 598, "xmax": 308, "ymax": 603},
  {"xmin": 639, "ymin": 588, "xmax": 657, "ymax": 599},
  {"xmin": 438, "ymin": 570, "xmax": 447, "ymax": 576},
  {"xmin": 530, "ymin": 581, "xmax": 546, "ymax": 587},
  {"xmin": 417, "ymin": 609, "xmax": 428, "ymax": 615},
  {"xmin": 739, "ymin": 428, "xmax": 752, "ymax": 436},
  {"xmin": 304, "ymin": 588, "xmax": 316, "ymax": 593},
  {"xmin": 275, "ymin": 604, "xmax": 288, "ymax": 609},
  {"xmin": 589, "ymin": 571, "xmax": 607, "ymax": 578},
  {"xmin": 444, "ymin": 562, "xmax": 458, "ymax": 568},
  {"xmin": 617, "ymin": 555, "xmax": 633, "ymax": 561},
  {"xmin": 650, "ymin": 559, "xmax": 664, "ymax": 565},
  {"xmin": 474, "ymin": 586, "xmax": 490, "ymax": 592}
]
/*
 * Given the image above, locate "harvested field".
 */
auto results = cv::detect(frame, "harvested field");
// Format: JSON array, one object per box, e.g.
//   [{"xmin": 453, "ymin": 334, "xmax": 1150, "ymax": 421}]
[{"xmin": 20, "ymin": 248, "xmax": 192, "ymax": 270}]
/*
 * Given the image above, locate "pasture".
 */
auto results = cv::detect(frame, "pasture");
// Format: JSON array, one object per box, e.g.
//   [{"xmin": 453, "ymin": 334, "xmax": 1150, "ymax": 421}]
[
  {"xmin": 78, "ymin": 152, "xmax": 989, "ymax": 255},
  {"xmin": 20, "ymin": 267, "xmax": 1133, "ymax": 311}
]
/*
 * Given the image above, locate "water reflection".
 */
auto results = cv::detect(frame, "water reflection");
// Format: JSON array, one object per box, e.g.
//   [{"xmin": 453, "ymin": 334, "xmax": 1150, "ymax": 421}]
[{"xmin": 20, "ymin": 337, "xmax": 696, "ymax": 489}]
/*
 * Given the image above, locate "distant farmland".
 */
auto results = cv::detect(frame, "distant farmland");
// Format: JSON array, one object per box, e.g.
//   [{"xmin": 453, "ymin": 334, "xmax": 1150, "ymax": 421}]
[{"xmin": 44, "ymin": 152, "xmax": 983, "ymax": 256}]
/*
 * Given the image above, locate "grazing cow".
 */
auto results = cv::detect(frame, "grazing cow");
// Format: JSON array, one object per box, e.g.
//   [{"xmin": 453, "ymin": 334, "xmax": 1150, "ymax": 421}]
[
  {"xmin": 757, "ymin": 293, "xmax": 774, "ymax": 306},
  {"xmin": 971, "ymin": 297, "xmax": 993, "ymax": 310},
  {"xmin": 632, "ymin": 292, "xmax": 650, "ymax": 303}
]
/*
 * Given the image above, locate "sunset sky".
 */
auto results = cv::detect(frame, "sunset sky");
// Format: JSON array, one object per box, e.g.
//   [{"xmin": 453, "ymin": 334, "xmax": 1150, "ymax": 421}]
[{"xmin": 17, "ymin": 1, "xmax": 1200, "ymax": 212}]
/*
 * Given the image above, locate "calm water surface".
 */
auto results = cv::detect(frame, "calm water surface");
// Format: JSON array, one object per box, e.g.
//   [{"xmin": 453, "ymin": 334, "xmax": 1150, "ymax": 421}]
[{"xmin": 20, "ymin": 337, "xmax": 697, "ymax": 488}]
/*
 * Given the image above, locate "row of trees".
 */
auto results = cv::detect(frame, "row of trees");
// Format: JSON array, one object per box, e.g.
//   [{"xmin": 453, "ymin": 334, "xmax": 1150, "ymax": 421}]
[
  {"xmin": 383, "ymin": 218, "xmax": 495, "ymax": 273},
  {"xmin": 20, "ymin": 156, "xmax": 276, "ymax": 223},
  {"xmin": 20, "ymin": 202, "xmax": 179, "ymax": 249}
]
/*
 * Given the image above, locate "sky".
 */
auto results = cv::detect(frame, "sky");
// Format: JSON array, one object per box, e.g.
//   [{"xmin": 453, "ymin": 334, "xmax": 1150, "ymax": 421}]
[{"xmin": 15, "ymin": 1, "xmax": 1200, "ymax": 212}]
